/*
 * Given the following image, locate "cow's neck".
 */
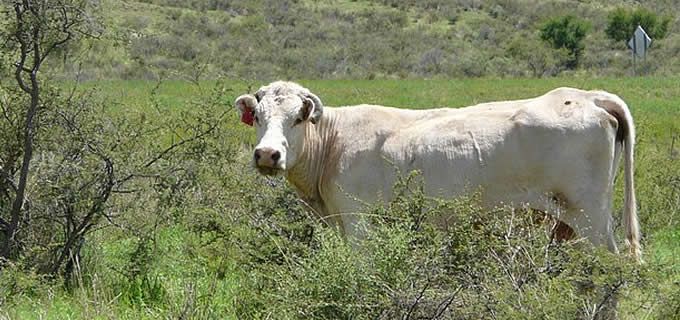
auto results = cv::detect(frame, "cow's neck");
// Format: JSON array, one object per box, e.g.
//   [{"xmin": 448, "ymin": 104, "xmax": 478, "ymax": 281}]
[{"xmin": 286, "ymin": 110, "xmax": 341, "ymax": 217}]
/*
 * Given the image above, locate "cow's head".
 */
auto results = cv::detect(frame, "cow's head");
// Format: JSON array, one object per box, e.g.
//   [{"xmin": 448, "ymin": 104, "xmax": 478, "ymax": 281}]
[{"xmin": 234, "ymin": 81, "xmax": 323, "ymax": 175}]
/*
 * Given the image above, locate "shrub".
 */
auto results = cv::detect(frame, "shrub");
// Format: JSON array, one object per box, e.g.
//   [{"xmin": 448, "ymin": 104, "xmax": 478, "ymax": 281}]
[
  {"xmin": 232, "ymin": 170, "xmax": 651, "ymax": 319},
  {"xmin": 0, "ymin": 260, "xmax": 48, "ymax": 305},
  {"xmin": 540, "ymin": 15, "xmax": 590, "ymax": 69},
  {"xmin": 506, "ymin": 33, "xmax": 569, "ymax": 77},
  {"xmin": 605, "ymin": 8, "xmax": 672, "ymax": 43}
]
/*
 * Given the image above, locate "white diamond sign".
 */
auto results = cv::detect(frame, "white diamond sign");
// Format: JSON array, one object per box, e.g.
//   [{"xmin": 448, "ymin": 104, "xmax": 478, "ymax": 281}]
[{"xmin": 628, "ymin": 25, "xmax": 652, "ymax": 58}]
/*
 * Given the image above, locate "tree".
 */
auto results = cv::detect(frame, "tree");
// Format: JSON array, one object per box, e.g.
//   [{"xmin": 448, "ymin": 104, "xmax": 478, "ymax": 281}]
[
  {"xmin": 0, "ymin": 0, "xmax": 99, "ymax": 261},
  {"xmin": 0, "ymin": 1, "xmax": 227, "ymax": 281},
  {"xmin": 539, "ymin": 15, "xmax": 590, "ymax": 70},
  {"xmin": 606, "ymin": 8, "xmax": 672, "ymax": 43}
]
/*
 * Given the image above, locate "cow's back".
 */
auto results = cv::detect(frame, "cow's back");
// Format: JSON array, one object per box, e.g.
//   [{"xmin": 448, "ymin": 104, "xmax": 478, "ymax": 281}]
[{"xmin": 325, "ymin": 87, "xmax": 619, "ymax": 206}]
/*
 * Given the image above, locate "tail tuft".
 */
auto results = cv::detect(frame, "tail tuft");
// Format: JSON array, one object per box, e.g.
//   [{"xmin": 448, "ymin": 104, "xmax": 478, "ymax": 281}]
[{"xmin": 595, "ymin": 96, "xmax": 641, "ymax": 263}]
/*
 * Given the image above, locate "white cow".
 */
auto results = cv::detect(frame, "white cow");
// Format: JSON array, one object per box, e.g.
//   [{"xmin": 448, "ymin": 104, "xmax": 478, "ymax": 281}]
[{"xmin": 234, "ymin": 81, "xmax": 641, "ymax": 261}]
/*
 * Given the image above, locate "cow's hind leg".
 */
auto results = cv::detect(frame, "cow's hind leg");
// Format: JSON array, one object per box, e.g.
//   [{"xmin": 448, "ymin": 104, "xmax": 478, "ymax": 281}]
[
  {"xmin": 551, "ymin": 219, "xmax": 576, "ymax": 242},
  {"xmin": 530, "ymin": 210, "xmax": 575, "ymax": 242},
  {"xmin": 548, "ymin": 194, "xmax": 620, "ymax": 320},
  {"xmin": 529, "ymin": 187, "xmax": 616, "ymax": 253},
  {"xmin": 559, "ymin": 189, "xmax": 618, "ymax": 254},
  {"xmin": 556, "ymin": 133, "xmax": 619, "ymax": 253},
  {"xmin": 525, "ymin": 192, "xmax": 576, "ymax": 242}
]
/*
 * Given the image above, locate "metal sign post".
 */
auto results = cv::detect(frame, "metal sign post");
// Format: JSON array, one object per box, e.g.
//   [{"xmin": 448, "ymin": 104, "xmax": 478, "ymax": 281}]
[{"xmin": 628, "ymin": 25, "xmax": 652, "ymax": 76}]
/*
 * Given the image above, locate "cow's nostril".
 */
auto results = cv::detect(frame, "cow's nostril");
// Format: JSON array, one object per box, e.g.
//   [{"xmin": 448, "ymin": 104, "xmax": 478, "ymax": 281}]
[
  {"xmin": 254, "ymin": 150, "xmax": 261, "ymax": 162},
  {"xmin": 271, "ymin": 151, "xmax": 281, "ymax": 162}
]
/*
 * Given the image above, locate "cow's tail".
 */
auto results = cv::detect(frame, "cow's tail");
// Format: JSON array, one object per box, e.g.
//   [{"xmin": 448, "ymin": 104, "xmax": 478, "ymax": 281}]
[{"xmin": 597, "ymin": 95, "xmax": 641, "ymax": 262}]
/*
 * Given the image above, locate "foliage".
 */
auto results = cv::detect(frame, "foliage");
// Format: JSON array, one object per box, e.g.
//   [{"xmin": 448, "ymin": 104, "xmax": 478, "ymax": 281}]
[
  {"xmin": 232, "ymin": 170, "xmax": 658, "ymax": 319},
  {"xmin": 506, "ymin": 33, "xmax": 569, "ymax": 77},
  {"xmin": 0, "ymin": 0, "xmax": 232, "ymax": 289},
  {"xmin": 38, "ymin": 0, "xmax": 680, "ymax": 79},
  {"xmin": 540, "ymin": 15, "xmax": 590, "ymax": 69},
  {"xmin": 605, "ymin": 7, "xmax": 672, "ymax": 43},
  {"xmin": 0, "ymin": 260, "xmax": 47, "ymax": 305},
  {"xmin": 1, "ymin": 73, "xmax": 679, "ymax": 318},
  {"xmin": 0, "ymin": 0, "xmax": 104, "ymax": 271}
]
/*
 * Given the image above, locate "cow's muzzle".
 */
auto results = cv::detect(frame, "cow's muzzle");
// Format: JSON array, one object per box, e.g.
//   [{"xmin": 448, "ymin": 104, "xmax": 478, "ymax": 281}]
[{"xmin": 254, "ymin": 147, "xmax": 283, "ymax": 175}]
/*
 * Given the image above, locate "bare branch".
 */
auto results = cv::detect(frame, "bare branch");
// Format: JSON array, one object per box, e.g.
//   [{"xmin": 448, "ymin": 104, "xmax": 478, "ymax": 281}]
[
  {"xmin": 0, "ymin": 97, "xmax": 14, "ymax": 124},
  {"xmin": 404, "ymin": 280, "xmax": 429, "ymax": 320},
  {"xmin": 13, "ymin": 4, "xmax": 32, "ymax": 94},
  {"xmin": 111, "ymin": 188, "xmax": 144, "ymax": 194},
  {"xmin": 116, "ymin": 110, "xmax": 227, "ymax": 186},
  {"xmin": 3, "ymin": 0, "xmax": 44, "ymax": 259},
  {"xmin": 51, "ymin": 153, "xmax": 114, "ymax": 275},
  {"xmin": 590, "ymin": 280, "xmax": 625, "ymax": 320},
  {"xmin": 40, "ymin": 6, "xmax": 74, "ymax": 64},
  {"xmin": 30, "ymin": 4, "xmax": 42, "ymax": 74},
  {"xmin": 0, "ymin": 169, "xmax": 18, "ymax": 194},
  {"xmin": 432, "ymin": 285, "xmax": 462, "ymax": 319}
]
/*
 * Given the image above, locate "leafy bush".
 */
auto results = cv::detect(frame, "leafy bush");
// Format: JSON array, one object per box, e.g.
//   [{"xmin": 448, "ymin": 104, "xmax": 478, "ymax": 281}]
[
  {"xmin": 540, "ymin": 15, "xmax": 590, "ymax": 69},
  {"xmin": 0, "ymin": 260, "xmax": 48, "ymax": 305},
  {"xmin": 506, "ymin": 33, "xmax": 569, "ymax": 77},
  {"xmin": 605, "ymin": 8, "xmax": 672, "ymax": 43},
  {"xmin": 232, "ymin": 170, "xmax": 652, "ymax": 319}
]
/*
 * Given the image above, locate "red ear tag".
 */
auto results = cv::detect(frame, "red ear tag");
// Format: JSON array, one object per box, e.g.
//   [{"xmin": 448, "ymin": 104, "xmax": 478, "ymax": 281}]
[{"xmin": 241, "ymin": 108, "xmax": 254, "ymax": 126}]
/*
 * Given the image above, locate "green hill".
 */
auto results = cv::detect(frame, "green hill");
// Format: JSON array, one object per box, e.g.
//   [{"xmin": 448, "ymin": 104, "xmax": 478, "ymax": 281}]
[{"xmin": 57, "ymin": 0, "xmax": 679, "ymax": 80}]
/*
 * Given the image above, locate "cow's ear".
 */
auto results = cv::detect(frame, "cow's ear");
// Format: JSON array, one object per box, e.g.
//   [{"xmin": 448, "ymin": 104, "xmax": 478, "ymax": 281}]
[
  {"xmin": 300, "ymin": 93, "xmax": 324, "ymax": 124},
  {"xmin": 234, "ymin": 94, "xmax": 257, "ymax": 126},
  {"xmin": 300, "ymin": 97, "xmax": 315, "ymax": 123}
]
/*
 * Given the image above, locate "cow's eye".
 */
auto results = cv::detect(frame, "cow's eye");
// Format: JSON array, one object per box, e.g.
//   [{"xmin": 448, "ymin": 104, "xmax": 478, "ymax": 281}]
[{"xmin": 293, "ymin": 118, "xmax": 303, "ymax": 126}]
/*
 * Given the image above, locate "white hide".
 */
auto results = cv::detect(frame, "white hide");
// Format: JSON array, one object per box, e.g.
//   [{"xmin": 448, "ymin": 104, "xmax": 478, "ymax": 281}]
[{"xmin": 235, "ymin": 82, "xmax": 641, "ymax": 261}]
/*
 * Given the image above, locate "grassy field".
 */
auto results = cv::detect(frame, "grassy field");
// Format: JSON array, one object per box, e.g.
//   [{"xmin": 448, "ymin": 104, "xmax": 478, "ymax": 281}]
[{"xmin": 1, "ymin": 77, "xmax": 679, "ymax": 319}]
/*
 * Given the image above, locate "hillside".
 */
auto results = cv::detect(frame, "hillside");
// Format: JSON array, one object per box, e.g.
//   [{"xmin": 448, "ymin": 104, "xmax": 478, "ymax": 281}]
[{"xmin": 56, "ymin": 0, "xmax": 680, "ymax": 80}]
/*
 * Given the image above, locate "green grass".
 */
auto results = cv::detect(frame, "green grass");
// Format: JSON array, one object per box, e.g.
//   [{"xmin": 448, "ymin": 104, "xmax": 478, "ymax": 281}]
[
  {"xmin": 2, "ymin": 225, "xmax": 242, "ymax": 319},
  {"xmin": 3, "ymin": 77, "xmax": 678, "ymax": 319}
]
